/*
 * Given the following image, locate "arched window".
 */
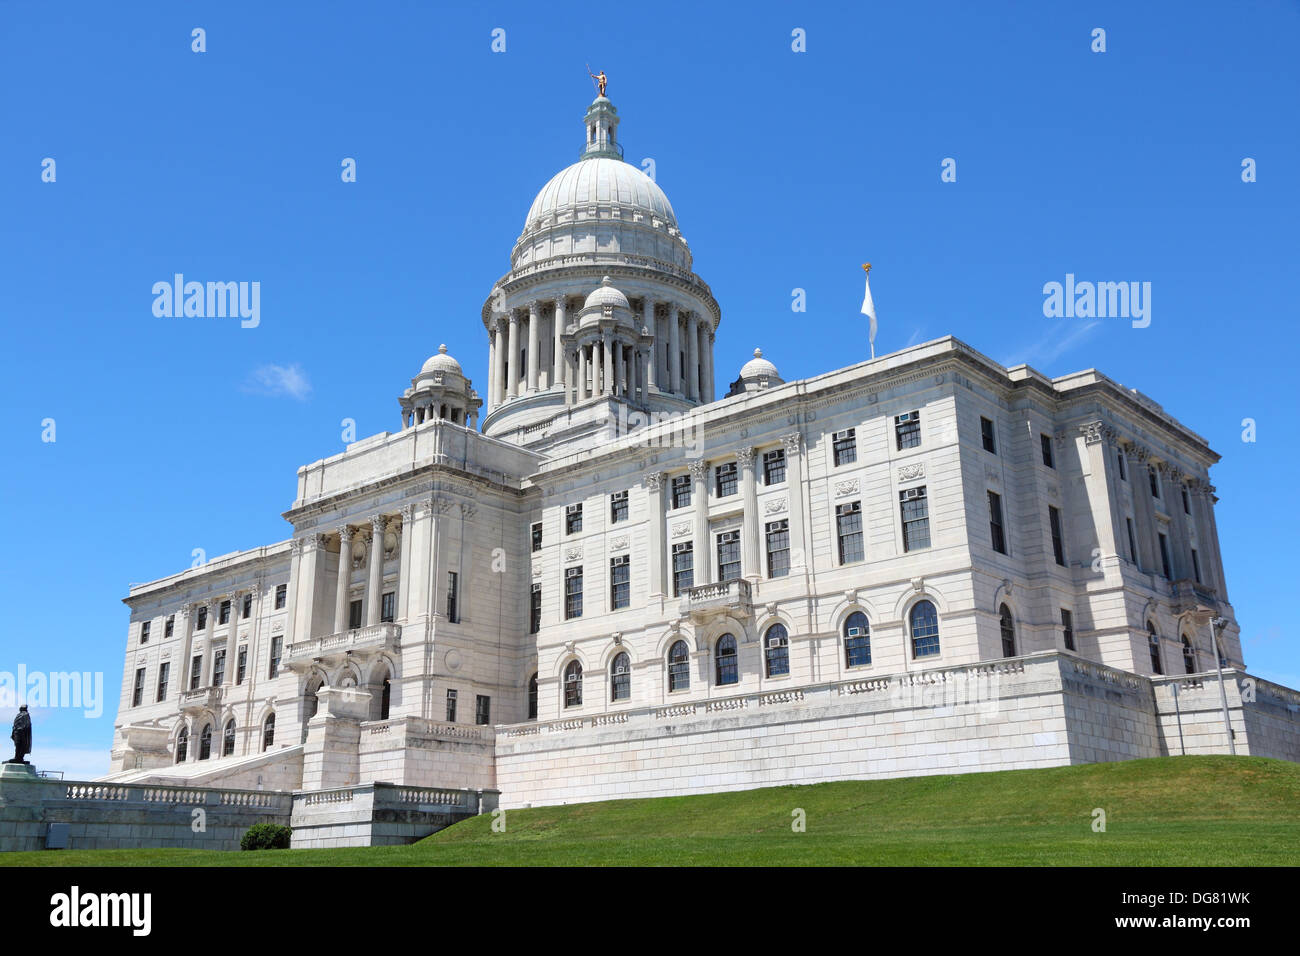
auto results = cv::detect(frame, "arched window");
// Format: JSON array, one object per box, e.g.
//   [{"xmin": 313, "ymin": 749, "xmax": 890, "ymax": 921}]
[
  {"xmin": 527, "ymin": 673, "xmax": 538, "ymax": 719},
  {"xmin": 381, "ymin": 678, "xmax": 392, "ymax": 720},
  {"xmin": 222, "ymin": 719, "xmax": 236, "ymax": 757},
  {"xmin": 1182, "ymin": 635, "xmax": 1197, "ymax": 674},
  {"xmin": 715, "ymin": 634, "xmax": 738, "ymax": 686},
  {"xmin": 262, "ymin": 713, "xmax": 275, "ymax": 751},
  {"xmin": 305, "ymin": 677, "xmax": 324, "ymax": 722},
  {"xmin": 764, "ymin": 623, "xmax": 789, "ymax": 677},
  {"xmin": 610, "ymin": 652, "xmax": 631, "ymax": 701},
  {"xmin": 198, "ymin": 724, "xmax": 212, "ymax": 761},
  {"xmin": 668, "ymin": 640, "xmax": 690, "ymax": 692},
  {"xmin": 1147, "ymin": 621, "xmax": 1163, "ymax": 675},
  {"xmin": 844, "ymin": 612, "xmax": 871, "ymax": 668},
  {"xmin": 999, "ymin": 604, "xmax": 1016, "ymax": 657},
  {"xmin": 563, "ymin": 661, "xmax": 583, "ymax": 708},
  {"xmin": 910, "ymin": 600, "xmax": 940, "ymax": 658},
  {"xmin": 175, "ymin": 727, "xmax": 188, "ymax": 763}
]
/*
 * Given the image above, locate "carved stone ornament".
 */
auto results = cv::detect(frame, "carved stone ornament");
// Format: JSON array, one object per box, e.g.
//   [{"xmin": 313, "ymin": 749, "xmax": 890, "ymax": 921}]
[
  {"xmin": 671, "ymin": 523, "xmax": 692, "ymax": 538},
  {"xmin": 610, "ymin": 536, "xmax": 629, "ymax": 551},
  {"xmin": 898, "ymin": 463, "xmax": 926, "ymax": 482},
  {"xmin": 565, "ymin": 547, "xmax": 583, "ymax": 562},
  {"xmin": 689, "ymin": 459, "xmax": 709, "ymax": 481},
  {"xmin": 645, "ymin": 472, "xmax": 664, "ymax": 492},
  {"xmin": 781, "ymin": 432, "xmax": 803, "ymax": 455},
  {"xmin": 763, "ymin": 498, "xmax": 788, "ymax": 515},
  {"xmin": 834, "ymin": 479, "xmax": 859, "ymax": 496},
  {"xmin": 736, "ymin": 447, "xmax": 756, "ymax": 468}
]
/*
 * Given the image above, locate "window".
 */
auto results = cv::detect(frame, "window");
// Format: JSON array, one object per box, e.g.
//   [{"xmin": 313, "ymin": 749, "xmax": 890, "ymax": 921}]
[
  {"xmin": 715, "ymin": 462, "xmax": 738, "ymax": 498},
  {"xmin": 716, "ymin": 530, "xmax": 742, "ymax": 582},
  {"xmin": 610, "ymin": 490, "xmax": 629, "ymax": 523},
  {"xmin": 380, "ymin": 678, "xmax": 391, "ymax": 720},
  {"xmin": 223, "ymin": 720, "xmax": 236, "ymax": 757},
  {"xmin": 1148, "ymin": 466, "xmax": 1160, "ymax": 499},
  {"xmin": 262, "ymin": 713, "xmax": 275, "ymax": 751},
  {"xmin": 164, "ymin": 615, "xmax": 174, "ymax": 639},
  {"xmin": 910, "ymin": 601, "xmax": 940, "ymax": 658},
  {"xmin": 348, "ymin": 599, "xmax": 363, "ymax": 630},
  {"xmin": 529, "ymin": 584, "xmax": 542, "ymax": 634},
  {"xmin": 1181, "ymin": 485, "xmax": 1191, "ymax": 514},
  {"xmin": 566, "ymin": 503, "xmax": 583, "ymax": 534},
  {"xmin": 668, "ymin": 640, "xmax": 691, "ymax": 691},
  {"xmin": 269, "ymin": 636, "xmax": 282, "ymax": 679},
  {"xmin": 176, "ymin": 727, "xmax": 188, "ymax": 763},
  {"xmin": 527, "ymin": 673, "xmax": 538, "ymax": 720},
  {"xmin": 219, "ymin": 600, "xmax": 231, "ymax": 625},
  {"xmin": 1158, "ymin": 533, "xmax": 1172, "ymax": 579},
  {"xmin": 1126, "ymin": 518, "xmax": 1138, "ymax": 563},
  {"xmin": 531, "ymin": 522, "xmax": 543, "ymax": 552},
  {"xmin": 1191, "ymin": 549, "xmax": 1202, "ymax": 585},
  {"xmin": 610, "ymin": 555, "xmax": 630, "ymax": 609},
  {"xmin": 610, "ymin": 652, "xmax": 631, "ymax": 701},
  {"xmin": 763, "ymin": 449, "xmax": 786, "ymax": 485},
  {"xmin": 980, "ymin": 416, "xmax": 997, "ymax": 453},
  {"xmin": 765, "ymin": 520, "xmax": 790, "ymax": 578},
  {"xmin": 189, "ymin": 655, "xmax": 203, "ymax": 691},
  {"xmin": 475, "ymin": 695, "xmax": 491, "ymax": 726},
  {"xmin": 672, "ymin": 543, "xmax": 694, "ymax": 596},
  {"xmin": 836, "ymin": 501, "xmax": 864, "ymax": 564},
  {"xmin": 132, "ymin": 668, "xmax": 146, "ymax": 707},
  {"xmin": 1116, "ymin": 451, "xmax": 1127, "ymax": 481},
  {"xmin": 565, "ymin": 567, "xmax": 584, "ymax": 619},
  {"xmin": 446, "ymin": 689, "xmax": 458, "ymax": 722},
  {"xmin": 832, "ymin": 428, "xmax": 857, "ymax": 466},
  {"xmin": 446, "ymin": 572, "xmax": 459, "ymax": 623},
  {"xmin": 156, "ymin": 662, "xmax": 170, "ymax": 702},
  {"xmin": 1182, "ymin": 636, "xmax": 1197, "ymax": 674},
  {"xmin": 764, "ymin": 623, "xmax": 790, "ymax": 677},
  {"xmin": 236, "ymin": 646, "xmax": 247, "ymax": 685},
  {"xmin": 844, "ymin": 611, "xmax": 871, "ymax": 668},
  {"xmin": 900, "ymin": 487, "xmax": 930, "ymax": 551},
  {"xmin": 198, "ymin": 724, "xmax": 212, "ymax": 761},
  {"xmin": 381, "ymin": 591, "xmax": 396, "ymax": 623},
  {"xmin": 999, "ymin": 605, "xmax": 1016, "ymax": 657},
  {"xmin": 1056, "ymin": 608, "xmax": 1074, "ymax": 652},
  {"xmin": 715, "ymin": 634, "xmax": 738, "ymax": 686},
  {"xmin": 140, "ymin": 621, "xmax": 150, "ymax": 644},
  {"xmin": 196, "ymin": 605, "xmax": 207, "ymax": 631},
  {"xmin": 1049, "ymin": 506, "xmax": 1066, "ymax": 566},
  {"xmin": 671, "ymin": 475, "xmax": 692, "ymax": 509},
  {"xmin": 242, "ymin": 593, "xmax": 252, "ymax": 619},
  {"xmin": 1040, "ymin": 433, "xmax": 1054, "ymax": 468},
  {"xmin": 212, "ymin": 649, "xmax": 226, "ymax": 686},
  {"xmin": 988, "ymin": 491, "xmax": 1006, "ymax": 554},
  {"xmin": 564, "ymin": 661, "xmax": 583, "ymax": 708},
  {"xmin": 895, "ymin": 410, "xmax": 921, "ymax": 450},
  {"xmin": 1148, "ymin": 622, "xmax": 1163, "ymax": 674},
  {"xmin": 275, "ymin": 584, "xmax": 287, "ymax": 610}
]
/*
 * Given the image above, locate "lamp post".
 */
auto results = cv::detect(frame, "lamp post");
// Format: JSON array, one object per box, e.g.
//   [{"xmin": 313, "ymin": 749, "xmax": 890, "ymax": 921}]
[{"xmin": 1204, "ymin": 612, "xmax": 1236, "ymax": 756}]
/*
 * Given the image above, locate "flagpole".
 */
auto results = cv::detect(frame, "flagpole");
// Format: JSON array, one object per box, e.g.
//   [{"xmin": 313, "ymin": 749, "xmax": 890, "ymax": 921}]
[{"xmin": 862, "ymin": 263, "xmax": 876, "ymax": 360}]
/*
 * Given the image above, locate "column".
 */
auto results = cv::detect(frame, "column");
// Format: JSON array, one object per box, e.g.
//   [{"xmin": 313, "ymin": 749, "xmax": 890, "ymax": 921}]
[
  {"xmin": 292, "ymin": 534, "xmax": 326, "ymax": 641},
  {"xmin": 493, "ymin": 322, "xmax": 506, "ymax": 408},
  {"xmin": 644, "ymin": 299, "xmax": 658, "ymax": 391},
  {"xmin": 685, "ymin": 312, "xmax": 699, "ymax": 401},
  {"xmin": 578, "ymin": 345, "xmax": 589, "ymax": 401},
  {"xmin": 782, "ymin": 433, "xmax": 807, "ymax": 572},
  {"xmin": 527, "ymin": 301, "xmax": 540, "ymax": 392},
  {"xmin": 365, "ymin": 514, "xmax": 386, "ymax": 626},
  {"xmin": 507, "ymin": 312, "xmax": 520, "ymax": 399},
  {"xmin": 702, "ymin": 329, "xmax": 715, "ymax": 402},
  {"xmin": 668, "ymin": 306, "xmax": 682, "ymax": 394},
  {"xmin": 177, "ymin": 605, "xmax": 194, "ymax": 702},
  {"xmin": 739, "ymin": 448, "xmax": 760, "ymax": 579},
  {"xmin": 334, "ymin": 526, "xmax": 354, "ymax": 633},
  {"xmin": 203, "ymin": 599, "xmax": 222, "ymax": 686},
  {"xmin": 1130, "ymin": 449, "xmax": 1157, "ymax": 571},
  {"xmin": 646, "ymin": 472, "xmax": 666, "ymax": 598},
  {"xmin": 614, "ymin": 340, "xmax": 625, "ymax": 397},
  {"xmin": 690, "ymin": 459, "xmax": 712, "ymax": 585},
  {"xmin": 603, "ymin": 334, "xmax": 614, "ymax": 396},
  {"xmin": 565, "ymin": 349, "xmax": 576, "ymax": 406},
  {"xmin": 553, "ymin": 297, "xmax": 566, "ymax": 387},
  {"xmin": 487, "ymin": 329, "xmax": 498, "ymax": 409}
]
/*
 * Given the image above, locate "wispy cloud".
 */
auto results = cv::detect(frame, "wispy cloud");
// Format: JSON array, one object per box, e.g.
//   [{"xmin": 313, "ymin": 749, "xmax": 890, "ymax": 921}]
[
  {"xmin": 904, "ymin": 326, "xmax": 925, "ymax": 348},
  {"xmin": 242, "ymin": 363, "xmax": 312, "ymax": 400},
  {"xmin": 1003, "ymin": 321, "xmax": 1101, "ymax": 370}
]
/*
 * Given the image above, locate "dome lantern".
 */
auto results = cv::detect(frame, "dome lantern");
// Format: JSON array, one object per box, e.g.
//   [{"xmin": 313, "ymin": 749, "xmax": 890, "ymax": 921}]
[{"xmin": 581, "ymin": 95, "xmax": 623, "ymax": 161}]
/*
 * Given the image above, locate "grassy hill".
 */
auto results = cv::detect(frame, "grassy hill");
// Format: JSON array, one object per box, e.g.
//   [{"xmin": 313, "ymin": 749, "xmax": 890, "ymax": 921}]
[{"xmin": 6, "ymin": 756, "xmax": 1299, "ymax": 866}]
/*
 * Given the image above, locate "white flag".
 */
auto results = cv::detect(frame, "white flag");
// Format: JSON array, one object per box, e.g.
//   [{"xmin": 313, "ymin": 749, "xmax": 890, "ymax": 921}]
[{"xmin": 861, "ymin": 265, "xmax": 877, "ymax": 346}]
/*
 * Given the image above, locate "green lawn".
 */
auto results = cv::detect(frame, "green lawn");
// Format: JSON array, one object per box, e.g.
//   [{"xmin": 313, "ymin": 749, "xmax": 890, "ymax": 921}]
[{"xmin": 6, "ymin": 756, "xmax": 1298, "ymax": 866}]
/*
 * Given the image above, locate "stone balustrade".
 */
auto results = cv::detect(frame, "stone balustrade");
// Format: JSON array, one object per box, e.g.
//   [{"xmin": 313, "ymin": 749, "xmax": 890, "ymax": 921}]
[
  {"xmin": 681, "ymin": 577, "xmax": 751, "ymax": 620},
  {"xmin": 180, "ymin": 686, "xmax": 223, "ymax": 714},
  {"xmin": 286, "ymin": 622, "xmax": 401, "ymax": 668}
]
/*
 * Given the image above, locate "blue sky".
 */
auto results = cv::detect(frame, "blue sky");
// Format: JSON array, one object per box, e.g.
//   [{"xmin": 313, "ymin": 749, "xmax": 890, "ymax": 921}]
[{"xmin": 2, "ymin": 1, "xmax": 1296, "ymax": 777}]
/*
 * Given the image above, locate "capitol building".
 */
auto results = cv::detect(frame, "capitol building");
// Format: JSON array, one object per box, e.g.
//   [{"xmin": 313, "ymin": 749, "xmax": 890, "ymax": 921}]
[{"xmin": 97, "ymin": 92, "xmax": 1300, "ymax": 846}]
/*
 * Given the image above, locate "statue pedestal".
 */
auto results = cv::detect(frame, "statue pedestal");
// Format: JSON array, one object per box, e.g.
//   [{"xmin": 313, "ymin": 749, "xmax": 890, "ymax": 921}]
[{"xmin": 0, "ymin": 762, "xmax": 37, "ymax": 780}]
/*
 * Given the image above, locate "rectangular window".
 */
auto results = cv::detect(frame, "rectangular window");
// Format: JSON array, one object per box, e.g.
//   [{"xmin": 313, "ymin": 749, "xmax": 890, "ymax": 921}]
[
  {"xmin": 446, "ymin": 572, "xmax": 459, "ymax": 624},
  {"xmin": 832, "ymin": 428, "xmax": 857, "ymax": 466},
  {"xmin": 610, "ymin": 555, "xmax": 630, "ymax": 609},
  {"xmin": 1181, "ymin": 485, "xmax": 1191, "ymax": 514},
  {"xmin": 610, "ymin": 491, "xmax": 629, "ymax": 524},
  {"xmin": 212, "ymin": 649, "xmax": 226, "ymax": 686},
  {"xmin": 445, "ymin": 689, "xmax": 458, "ymax": 723},
  {"xmin": 565, "ymin": 567, "xmax": 583, "ymax": 619},
  {"xmin": 1117, "ymin": 451, "xmax": 1127, "ymax": 481},
  {"xmin": 475, "ymin": 694, "xmax": 491, "ymax": 726},
  {"xmin": 1158, "ymin": 533, "xmax": 1172, "ymax": 579},
  {"xmin": 381, "ymin": 591, "xmax": 395, "ymax": 623},
  {"xmin": 1061, "ymin": 609, "xmax": 1075, "ymax": 652},
  {"xmin": 132, "ymin": 668, "xmax": 146, "ymax": 708},
  {"xmin": 1149, "ymin": 466, "xmax": 1160, "ymax": 499},
  {"xmin": 672, "ymin": 542, "xmax": 694, "ymax": 597},
  {"xmin": 988, "ymin": 491, "xmax": 1006, "ymax": 554},
  {"xmin": 715, "ymin": 462, "xmax": 738, "ymax": 498},
  {"xmin": 895, "ymin": 410, "xmax": 921, "ymax": 450},
  {"xmin": 529, "ymin": 583, "xmax": 542, "ymax": 634},
  {"xmin": 980, "ymin": 416, "xmax": 997, "ymax": 454},
  {"xmin": 156, "ymin": 662, "xmax": 170, "ymax": 702},
  {"xmin": 140, "ymin": 621, "xmax": 150, "ymax": 644},
  {"xmin": 900, "ymin": 487, "xmax": 930, "ymax": 552},
  {"xmin": 836, "ymin": 501, "xmax": 865, "ymax": 564},
  {"xmin": 275, "ymin": 583, "xmax": 287, "ymax": 610},
  {"xmin": 1191, "ymin": 548, "xmax": 1202, "ymax": 585},
  {"xmin": 242, "ymin": 593, "xmax": 252, "ymax": 619},
  {"xmin": 348, "ymin": 599, "xmax": 363, "ymax": 630},
  {"xmin": 1049, "ymin": 506, "xmax": 1066, "ymax": 566},
  {"xmin": 763, "ymin": 449, "xmax": 786, "ymax": 485},
  {"xmin": 716, "ymin": 530, "xmax": 742, "ymax": 582},
  {"xmin": 671, "ymin": 475, "xmax": 692, "ymax": 510},
  {"xmin": 219, "ymin": 600, "xmax": 231, "ymax": 625},
  {"xmin": 1040, "ymin": 433, "xmax": 1055, "ymax": 468},
  {"xmin": 196, "ymin": 606, "xmax": 207, "ymax": 631},
  {"xmin": 566, "ymin": 503, "xmax": 583, "ymax": 534},
  {"xmin": 269, "ymin": 636, "xmax": 282, "ymax": 679},
  {"xmin": 236, "ymin": 646, "xmax": 247, "ymax": 685},
  {"xmin": 1126, "ymin": 518, "xmax": 1138, "ymax": 563},
  {"xmin": 164, "ymin": 615, "xmax": 175, "ymax": 639},
  {"xmin": 531, "ymin": 522, "xmax": 543, "ymax": 552},
  {"xmin": 190, "ymin": 655, "xmax": 203, "ymax": 691},
  {"xmin": 765, "ymin": 520, "xmax": 790, "ymax": 578}
]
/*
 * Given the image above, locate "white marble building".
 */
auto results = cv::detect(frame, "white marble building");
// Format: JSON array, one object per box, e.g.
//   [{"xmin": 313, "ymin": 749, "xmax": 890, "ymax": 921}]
[{"xmin": 102, "ymin": 93, "xmax": 1300, "ymax": 822}]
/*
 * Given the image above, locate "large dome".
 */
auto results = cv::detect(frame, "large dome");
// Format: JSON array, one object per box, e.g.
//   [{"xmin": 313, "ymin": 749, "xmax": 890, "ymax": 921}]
[{"xmin": 524, "ymin": 158, "xmax": 677, "ymax": 230}]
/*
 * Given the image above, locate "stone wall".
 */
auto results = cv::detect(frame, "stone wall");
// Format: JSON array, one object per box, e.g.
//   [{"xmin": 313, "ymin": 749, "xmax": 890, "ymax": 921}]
[
  {"xmin": 289, "ymin": 782, "xmax": 497, "ymax": 848},
  {"xmin": 358, "ymin": 717, "xmax": 496, "ymax": 790}
]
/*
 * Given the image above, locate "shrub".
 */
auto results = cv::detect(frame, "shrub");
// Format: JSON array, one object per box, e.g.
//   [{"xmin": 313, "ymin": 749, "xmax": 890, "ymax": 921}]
[{"xmin": 240, "ymin": 823, "xmax": 292, "ymax": 851}]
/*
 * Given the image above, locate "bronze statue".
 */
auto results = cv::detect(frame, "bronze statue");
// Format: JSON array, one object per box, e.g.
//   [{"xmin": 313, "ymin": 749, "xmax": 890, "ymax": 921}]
[
  {"xmin": 588, "ymin": 68, "xmax": 607, "ymax": 97},
  {"xmin": 9, "ymin": 705, "xmax": 31, "ymax": 763}
]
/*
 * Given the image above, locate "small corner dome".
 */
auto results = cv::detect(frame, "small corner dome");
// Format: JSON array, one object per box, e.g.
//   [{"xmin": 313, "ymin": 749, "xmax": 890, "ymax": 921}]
[
  {"xmin": 583, "ymin": 276, "xmax": 630, "ymax": 312},
  {"xmin": 419, "ymin": 344, "xmax": 463, "ymax": 377},
  {"xmin": 740, "ymin": 348, "xmax": 780, "ymax": 381}
]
